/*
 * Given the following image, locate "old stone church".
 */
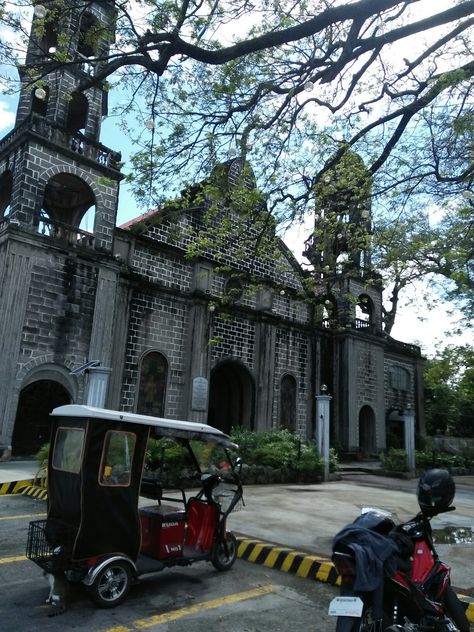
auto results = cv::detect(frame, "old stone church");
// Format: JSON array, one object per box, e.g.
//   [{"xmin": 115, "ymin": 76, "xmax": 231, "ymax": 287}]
[{"xmin": 0, "ymin": 1, "xmax": 424, "ymax": 458}]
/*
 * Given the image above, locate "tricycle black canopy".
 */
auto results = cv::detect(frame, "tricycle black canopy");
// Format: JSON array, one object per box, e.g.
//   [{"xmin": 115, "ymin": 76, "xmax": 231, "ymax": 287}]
[{"xmin": 26, "ymin": 405, "xmax": 243, "ymax": 608}]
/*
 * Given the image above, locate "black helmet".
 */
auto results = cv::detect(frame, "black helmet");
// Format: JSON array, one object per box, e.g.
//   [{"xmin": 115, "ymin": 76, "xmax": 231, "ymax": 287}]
[{"xmin": 417, "ymin": 469, "xmax": 455, "ymax": 514}]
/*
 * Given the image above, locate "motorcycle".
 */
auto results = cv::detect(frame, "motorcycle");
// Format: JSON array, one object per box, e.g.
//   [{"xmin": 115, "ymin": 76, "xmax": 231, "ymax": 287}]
[
  {"xmin": 329, "ymin": 469, "xmax": 471, "ymax": 632},
  {"xmin": 26, "ymin": 404, "xmax": 243, "ymax": 608}
]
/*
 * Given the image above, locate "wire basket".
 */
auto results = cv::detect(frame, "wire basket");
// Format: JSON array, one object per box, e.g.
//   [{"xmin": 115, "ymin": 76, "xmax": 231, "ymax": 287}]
[
  {"xmin": 212, "ymin": 482, "xmax": 242, "ymax": 515},
  {"xmin": 26, "ymin": 519, "xmax": 77, "ymax": 573}
]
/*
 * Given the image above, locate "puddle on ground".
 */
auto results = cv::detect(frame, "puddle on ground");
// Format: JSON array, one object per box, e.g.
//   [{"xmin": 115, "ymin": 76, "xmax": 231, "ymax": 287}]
[{"xmin": 432, "ymin": 526, "xmax": 473, "ymax": 544}]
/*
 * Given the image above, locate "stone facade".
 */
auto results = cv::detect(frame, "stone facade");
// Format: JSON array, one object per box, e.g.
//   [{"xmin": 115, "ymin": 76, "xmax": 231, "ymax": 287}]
[{"xmin": 0, "ymin": 0, "xmax": 424, "ymax": 458}]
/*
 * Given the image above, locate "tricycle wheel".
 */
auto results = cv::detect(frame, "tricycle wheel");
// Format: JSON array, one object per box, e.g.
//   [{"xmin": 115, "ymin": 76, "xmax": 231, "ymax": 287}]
[
  {"xmin": 89, "ymin": 560, "xmax": 132, "ymax": 608},
  {"xmin": 211, "ymin": 532, "xmax": 237, "ymax": 571}
]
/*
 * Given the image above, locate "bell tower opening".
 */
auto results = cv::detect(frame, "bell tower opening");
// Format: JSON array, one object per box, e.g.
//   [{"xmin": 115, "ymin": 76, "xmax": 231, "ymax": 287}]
[{"xmin": 38, "ymin": 173, "xmax": 96, "ymax": 239}]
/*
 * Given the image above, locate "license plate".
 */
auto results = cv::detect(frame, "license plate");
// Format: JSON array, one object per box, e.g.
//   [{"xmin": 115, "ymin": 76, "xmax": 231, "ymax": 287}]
[{"xmin": 328, "ymin": 596, "xmax": 364, "ymax": 617}]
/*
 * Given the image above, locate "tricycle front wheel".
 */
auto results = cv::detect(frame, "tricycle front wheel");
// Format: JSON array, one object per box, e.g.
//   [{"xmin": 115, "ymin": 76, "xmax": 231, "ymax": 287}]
[
  {"xmin": 89, "ymin": 560, "xmax": 132, "ymax": 608},
  {"xmin": 211, "ymin": 532, "xmax": 237, "ymax": 571}
]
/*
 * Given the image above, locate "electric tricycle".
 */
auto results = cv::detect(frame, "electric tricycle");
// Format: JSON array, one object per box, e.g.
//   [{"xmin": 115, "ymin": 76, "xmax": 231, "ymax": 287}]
[{"xmin": 26, "ymin": 404, "xmax": 243, "ymax": 608}]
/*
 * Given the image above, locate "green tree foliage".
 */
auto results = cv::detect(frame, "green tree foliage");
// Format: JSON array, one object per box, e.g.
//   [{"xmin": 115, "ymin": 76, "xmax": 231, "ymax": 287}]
[
  {"xmin": 424, "ymin": 345, "xmax": 474, "ymax": 437},
  {"xmin": 2, "ymin": 1, "xmax": 474, "ymax": 328}
]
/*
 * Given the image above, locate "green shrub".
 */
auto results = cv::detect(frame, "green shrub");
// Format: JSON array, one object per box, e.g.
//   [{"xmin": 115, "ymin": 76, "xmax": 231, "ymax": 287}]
[
  {"xmin": 35, "ymin": 443, "xmax": 50, "ymax": 463},
  {"xmin": 380, "ymin": 448, "xmax": 408, "ymax": 472},
  {"xmin": 230, "ymin": 427, "xmax": 334, "ymax": 480},
  {"xmin": 415, "ymin": 449, "xmax": 474, "ymax": 471}
]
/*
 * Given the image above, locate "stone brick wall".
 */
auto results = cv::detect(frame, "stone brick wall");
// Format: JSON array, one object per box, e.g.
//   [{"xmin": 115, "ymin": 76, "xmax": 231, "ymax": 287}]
[
  {"xmin": 19, "ymin": 246, "xmax": 97, "ymax": 370},
  {"xmin": 120, "ymin": 291, "xmax": 189, "ymax": 417},
  {"xmin": 274, "ymin": 327, "xmax": 312, "ymax": 434},
  {"xmin": 383, "ymin": 355, "xmax": 416, "ymax": 413}
]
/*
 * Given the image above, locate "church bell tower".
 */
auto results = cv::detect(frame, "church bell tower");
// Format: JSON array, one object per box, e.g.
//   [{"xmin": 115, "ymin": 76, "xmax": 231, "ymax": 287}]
[
  {"xmin": 1, "ymin": 0, "xmax": 121, "ymax": 246},
  {"xmin": 0, "ymin": 1, "xmax": 123, "ymax": 456}
]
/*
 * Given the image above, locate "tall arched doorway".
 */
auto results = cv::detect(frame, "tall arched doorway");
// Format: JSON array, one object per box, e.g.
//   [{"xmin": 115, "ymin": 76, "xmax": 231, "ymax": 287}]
[
  {"xmin": 359, "ymin": 405, "xmax": 376, "ymax": 455},
  {"xmin": 208, "ymin": 361, "xmax": 254, "ymax": 433},
  {"xmin": 12, "ymin": 381, "xmax": 71, "ymax": 455}
]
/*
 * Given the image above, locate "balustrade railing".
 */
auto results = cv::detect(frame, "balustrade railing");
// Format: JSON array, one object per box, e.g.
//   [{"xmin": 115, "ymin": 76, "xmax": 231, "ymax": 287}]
[
  {"xmin": 0, "ymin": 115, "xmax": 121, "ymax": 171},
  {"xmin": 38, "ymin": 216, "xmax": 94, "ymax": 248}
]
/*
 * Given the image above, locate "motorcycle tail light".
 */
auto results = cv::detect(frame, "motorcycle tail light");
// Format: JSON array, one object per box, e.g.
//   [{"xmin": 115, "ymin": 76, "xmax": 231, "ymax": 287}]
[{"xmin": 332, "ymin": 552, "xmax": 356, "ymax": 584}]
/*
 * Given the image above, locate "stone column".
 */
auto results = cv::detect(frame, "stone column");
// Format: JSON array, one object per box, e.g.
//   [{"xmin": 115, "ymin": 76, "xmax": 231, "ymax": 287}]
[
  {"xmin": 403, "ymin": 408, "xmax": 416, "ymax": 473},
  {"xmin": 316, "ymin": 391, "xmax": 332, "ymax": 481}
]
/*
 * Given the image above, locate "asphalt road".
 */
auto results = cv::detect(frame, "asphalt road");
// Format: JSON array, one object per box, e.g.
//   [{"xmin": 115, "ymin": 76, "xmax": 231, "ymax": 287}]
[{"xmin": 0, "ymin": 494, "xmax": 338, "ymax": 632}]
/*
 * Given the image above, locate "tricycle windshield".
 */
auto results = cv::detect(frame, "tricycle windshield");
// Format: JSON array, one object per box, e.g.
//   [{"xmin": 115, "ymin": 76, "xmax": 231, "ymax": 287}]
[
  {"xmin": 144, "ymin": 437, "xmax": 236, "ymax": 489},
  {"xmin": 189, "ymin": 440, "xmax": 233, "ymax": 475}
]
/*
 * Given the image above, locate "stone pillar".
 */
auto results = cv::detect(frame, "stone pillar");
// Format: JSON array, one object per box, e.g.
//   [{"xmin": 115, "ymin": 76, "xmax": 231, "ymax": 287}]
[
  {"xmin": 0, "ymin": 248, "xmax": 33, "ymax": 449},
  {"xmin": 316, "ymin": 391, "xmax": 332, "ymax": 481},
  {"xmin": 88, "ymin": 266, "xmax": 118, "ymax": 369},
  {"xmin": 184, "ymin": 302, "xmax": 212, "ymax": 423},
  {"xmin": 403, "ymin": 408, "xmax": 416, "ymax": 473},
  {"xmin": 254, "ymin": 320, "xmax": 276, "ymax": 430},
  {"xmin": 85, "ymin": 366, "xmax": 112, "ymax": 408}
]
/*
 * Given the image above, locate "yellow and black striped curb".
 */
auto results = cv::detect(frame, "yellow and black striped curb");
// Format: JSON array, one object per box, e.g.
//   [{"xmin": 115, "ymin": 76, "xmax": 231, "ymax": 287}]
[
  {"xmin": 0, "ymin": 480, "xmax": 32, "ymax": 495},
  {"xmin": 235, "ymin": 536, "xmax": 474, "ymax": 624},
  {"xmin": 21, "ymin": 484, "xmax": 48, "ymax": 500},
  {"xmin": 235, "ymin": 536, "xmax": 340, "ymax": 585}
]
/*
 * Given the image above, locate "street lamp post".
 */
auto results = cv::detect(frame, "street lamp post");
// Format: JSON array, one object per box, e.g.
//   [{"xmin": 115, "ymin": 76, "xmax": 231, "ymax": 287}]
[{"xmin": 316, "ymin": 385, "xmax": 332, "ymax": 482}]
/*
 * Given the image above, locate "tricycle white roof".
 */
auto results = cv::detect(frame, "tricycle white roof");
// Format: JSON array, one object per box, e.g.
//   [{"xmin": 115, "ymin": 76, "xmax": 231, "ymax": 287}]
[{"xmin": 51, "ymin": 405, "xmax": 238, "ymax": 449}]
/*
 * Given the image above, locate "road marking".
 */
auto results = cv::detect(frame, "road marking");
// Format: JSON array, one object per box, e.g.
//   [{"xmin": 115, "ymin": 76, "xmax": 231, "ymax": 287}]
[
  {"xmin": 0, "ymin": 513, "xmax": 46, "ymax": 521},
  {"xmin": 0, "ymin": 555, "xmax": 26, "ymax": 564},
  {"xmin": 104, "ymin": 584, "xmax": 278, "ymax": 631}
]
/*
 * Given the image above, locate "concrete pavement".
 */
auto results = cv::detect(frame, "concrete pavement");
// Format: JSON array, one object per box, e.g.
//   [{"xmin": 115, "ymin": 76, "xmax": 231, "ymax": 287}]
[{"xmin": 1, "ymin": 459, "xmax": 473, "ymax": 621}]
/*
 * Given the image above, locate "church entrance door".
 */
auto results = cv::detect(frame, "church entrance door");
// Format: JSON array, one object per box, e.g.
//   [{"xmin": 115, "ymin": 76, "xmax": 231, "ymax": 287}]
[
  {"xmin": 208, "ymin": 361, "xmax": 254, "ymax": 434},
  {"xmin": 12, "ymin": 380, "xmax": 71, "ymax": 456}
]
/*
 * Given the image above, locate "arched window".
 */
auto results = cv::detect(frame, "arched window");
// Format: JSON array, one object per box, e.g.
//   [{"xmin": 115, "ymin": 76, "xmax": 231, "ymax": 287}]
[
  {"xmin": 41, "ymin": 20, "xmax": 58, "ymax": 57},
  {"xmin": 280, "ymin": 374, "xmax": 297, "ymax": 431},
  {"xmin": 0, "ymin": 171, "xmax": 13, "ymax": 218},
  {"xmin": 66, "ymin": 92, "xmax": 89, "ymax": 135},
  {"xmin": 31, "ymin": 86, "xmax": 49, "ymax": 116},
  {"xmin": 40, "ymin": 173, "xmax": 95, "ymax": 234},
  {"xmin": 78, "ymin": 12, "xmax": 99, "ymax": 58},
  {"xmin": 356, "ymin": 294, "xmax": 373, "ymax": 326},
  {"xmin": 137, "ymin": 352, "xmax": 168, "ymax": 417},
  {"xmin": 319, "ymin": 295, "xmax": 336, "ymax": 328}
]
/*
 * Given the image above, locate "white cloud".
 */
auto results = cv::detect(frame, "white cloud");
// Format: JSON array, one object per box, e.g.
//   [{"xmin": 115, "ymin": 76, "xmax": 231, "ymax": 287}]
[{"xmin": 0, "ymin": 100, "xmax": 15, "ymax": 133}]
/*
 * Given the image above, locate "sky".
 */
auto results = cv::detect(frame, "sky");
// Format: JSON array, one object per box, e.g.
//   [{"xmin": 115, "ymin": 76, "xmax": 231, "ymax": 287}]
[{"xmin": 0, "ymin": 1, "xmax": 471, "ymax": 359}]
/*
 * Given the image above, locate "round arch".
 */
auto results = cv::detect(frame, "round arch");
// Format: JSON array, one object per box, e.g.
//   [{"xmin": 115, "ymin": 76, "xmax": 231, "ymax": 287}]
[
  {"xmin": 208, "ymin": 360, "xmax": 254, "ymax": 433},
  {"xmin": 12, "ymin": 384, "xmax": 72, "ymax": 456},
  {"xmin": 356, "ymin": 294, "xmax": 374, "ymax": 325},
  {"xmin": 11, "ymin": 364, "xmax": 77, "ymax": 456},
  {"xmin": 358, "ymin": 404, "xmax": 376, "ymax": 455},
  {"xmin": 41, "ymin": 173, "xmax": 96, "ymax": 228}
]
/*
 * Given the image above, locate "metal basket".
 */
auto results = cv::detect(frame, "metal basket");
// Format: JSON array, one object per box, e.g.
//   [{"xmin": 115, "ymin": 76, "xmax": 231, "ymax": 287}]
[
  {"xmin": 212, "ymin": 482, "xmax": 242, "ymax": 515},
  {"xmin": 26, "ymin": 519, "xmax": 77, "ymax": 573}
]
